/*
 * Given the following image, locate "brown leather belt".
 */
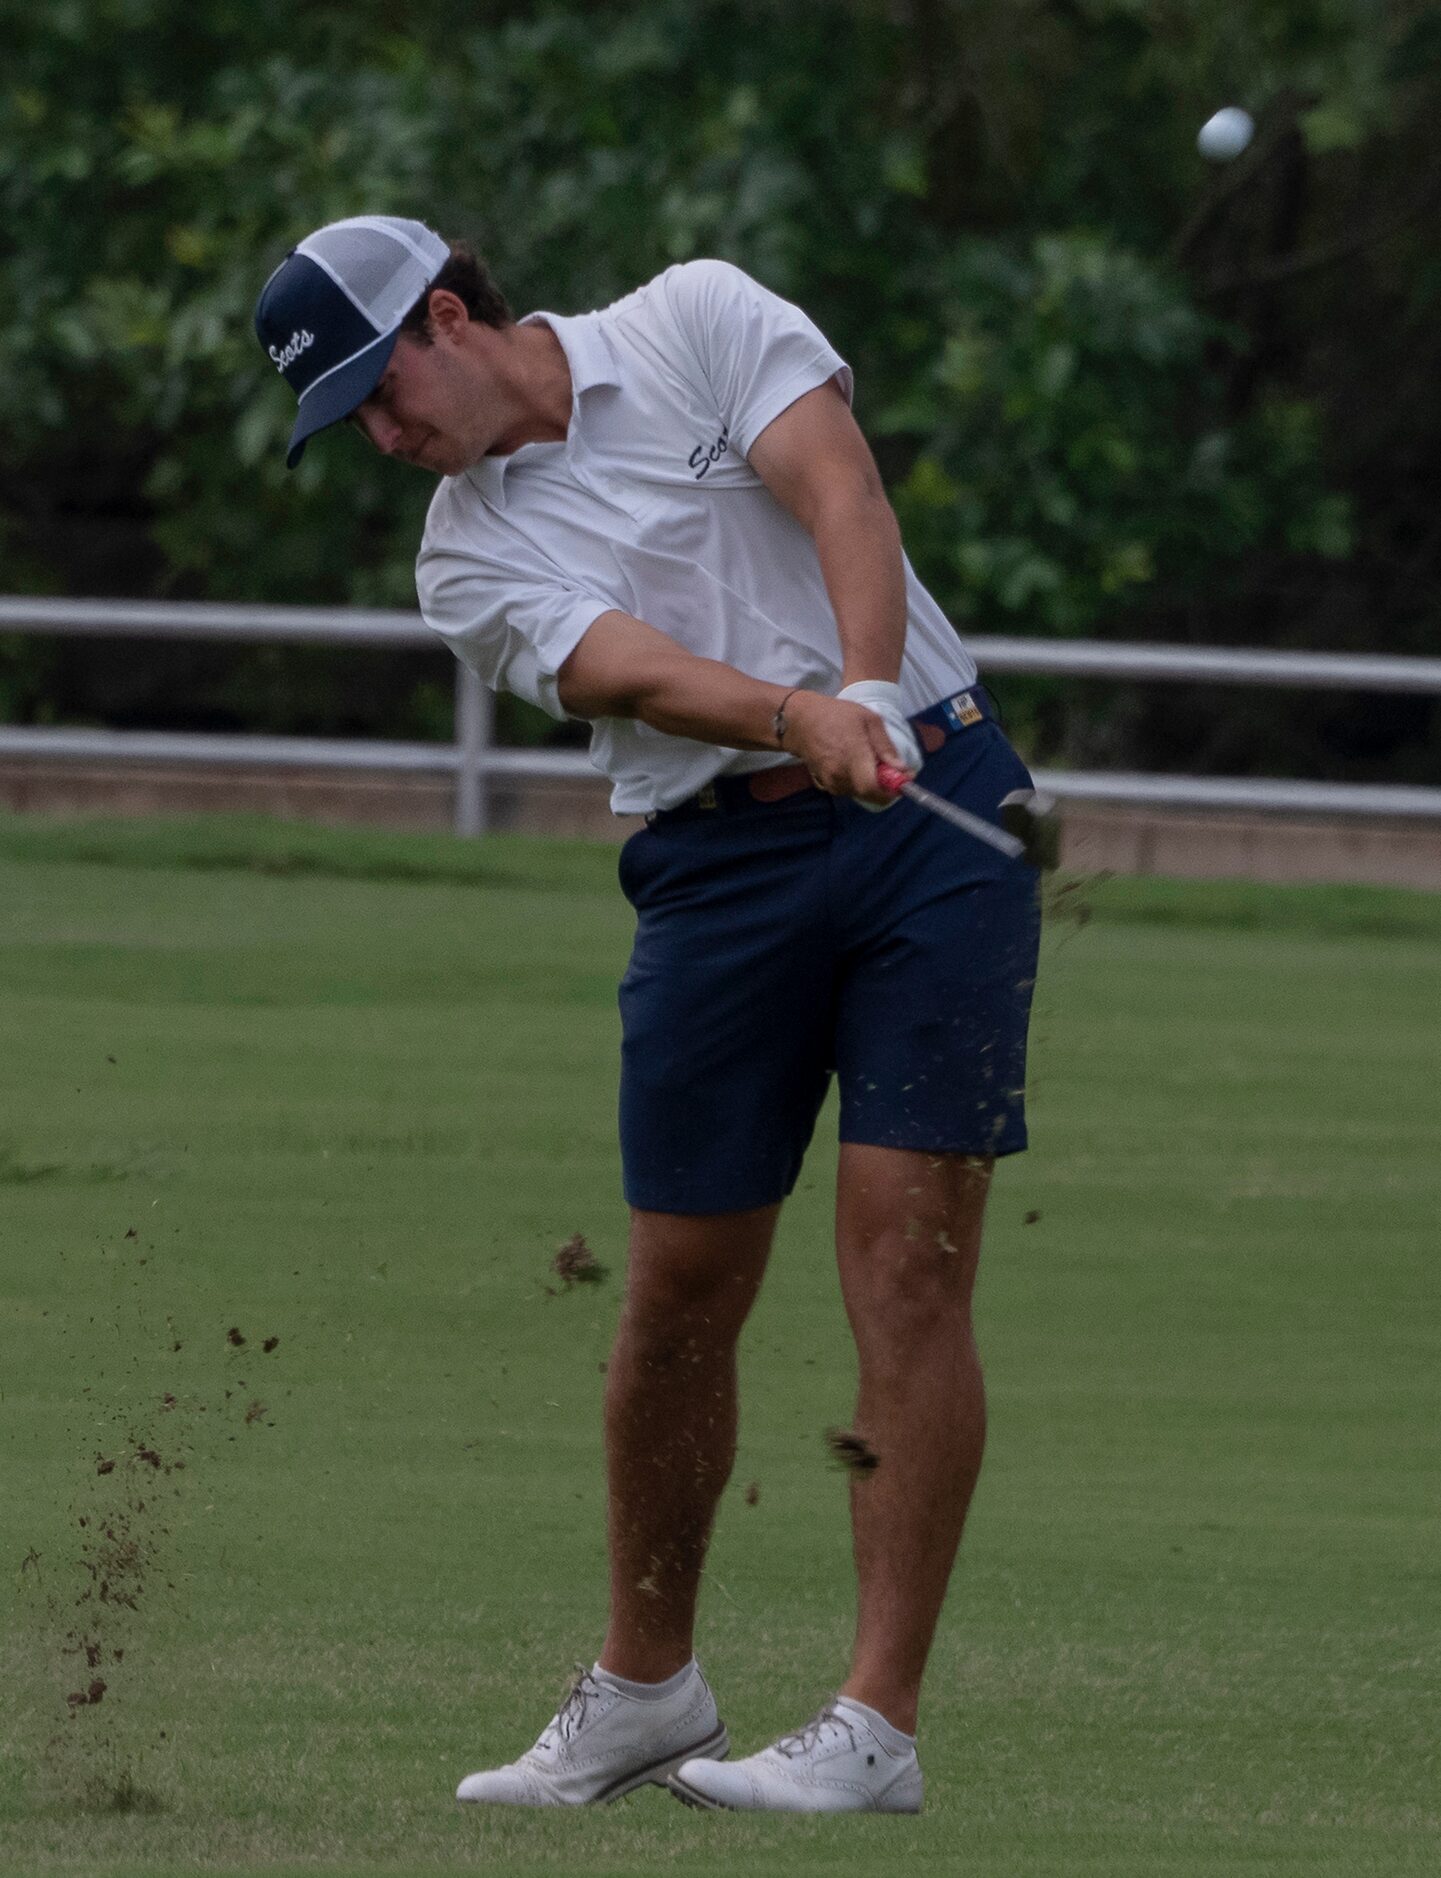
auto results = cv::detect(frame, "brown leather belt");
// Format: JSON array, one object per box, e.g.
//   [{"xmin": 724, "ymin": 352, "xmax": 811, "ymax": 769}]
[
  {"xmin": 652, "ymin": 692, "xmax": 988, "ymax": 822},
  {"xmin": 746, "ymin": 763, "xmax": 814, "ymax": 803}
]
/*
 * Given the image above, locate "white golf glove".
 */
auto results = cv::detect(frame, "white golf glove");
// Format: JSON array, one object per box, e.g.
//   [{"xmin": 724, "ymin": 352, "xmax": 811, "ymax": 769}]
[{"xmin": 838, "ymin": 680, "xmax": 924, "ymax": 810}]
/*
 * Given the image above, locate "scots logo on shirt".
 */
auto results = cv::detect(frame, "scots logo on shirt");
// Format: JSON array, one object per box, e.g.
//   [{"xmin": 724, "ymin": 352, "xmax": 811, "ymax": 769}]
[{"xmin": 688, "ymin": 424, "xmax": 730, "ymax": 479}]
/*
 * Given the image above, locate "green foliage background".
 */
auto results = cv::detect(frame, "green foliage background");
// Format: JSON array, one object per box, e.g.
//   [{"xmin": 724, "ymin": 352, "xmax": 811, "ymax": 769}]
[{"xmin": 1, "ymin": 0, "xmax": 1438, "ymax": 773}]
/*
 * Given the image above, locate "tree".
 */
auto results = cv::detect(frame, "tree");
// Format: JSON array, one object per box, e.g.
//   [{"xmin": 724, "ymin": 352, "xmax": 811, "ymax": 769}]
[{"xmin": 2, "ymin": 0, "xmax": 1436, "ymax": 777}]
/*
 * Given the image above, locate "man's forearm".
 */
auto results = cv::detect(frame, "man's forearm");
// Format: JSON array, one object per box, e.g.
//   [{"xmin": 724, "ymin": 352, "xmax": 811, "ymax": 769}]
[
  {"xmin": 556, "ymin": 609, "xmax": 910, "ymax": 804},
  {"xmin": 631, "ymin": 653, "xmax": 792, "ymax": 751},
  {"xmin": 558, "ymin": 609, "xmax": 792, "ymax": 748},
  {"xmin": 807, "ymin": 487, "xmax": 908, "ymax": 688},
  {"xmin": 745, "ymin": 379, "xmax": 909, "ymax": 687}
]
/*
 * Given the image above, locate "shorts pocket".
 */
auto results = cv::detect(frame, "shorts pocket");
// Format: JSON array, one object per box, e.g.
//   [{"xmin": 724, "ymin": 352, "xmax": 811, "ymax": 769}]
[{"xmin": 617, "ymin": 826, "xmax": 660, "ymax": 906}]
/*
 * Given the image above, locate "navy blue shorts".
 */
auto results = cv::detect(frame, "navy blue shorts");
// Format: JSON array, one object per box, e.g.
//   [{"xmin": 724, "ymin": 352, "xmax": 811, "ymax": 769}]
[{"xmin": 616, "ymin": 691, "xmax": 1042, "ymax": 1215}]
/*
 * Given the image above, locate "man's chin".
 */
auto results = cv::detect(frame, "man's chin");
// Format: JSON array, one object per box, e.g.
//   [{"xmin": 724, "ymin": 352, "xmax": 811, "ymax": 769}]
[{"xmin": 420, "ymin": 446, "xmax": 480, "ymax": 477}]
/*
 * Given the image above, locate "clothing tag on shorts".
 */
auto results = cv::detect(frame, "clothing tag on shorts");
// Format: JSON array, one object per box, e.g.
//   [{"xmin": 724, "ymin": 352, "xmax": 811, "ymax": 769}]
[
  {"xmin": 696, "ymin": 783, "xmax": 719, "ymax": 811},
  {"xmin": 943, "ymin": 691, "xmax": 984, "ymax": 730}
]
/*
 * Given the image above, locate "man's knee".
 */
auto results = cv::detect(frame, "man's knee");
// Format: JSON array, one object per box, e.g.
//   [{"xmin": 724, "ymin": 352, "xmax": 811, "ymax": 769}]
[
  {"xmin": 839, "ymin": 1194, "xmax": 988, "ymax": 1350},
  {"xmin": 851, "ymin": 1229, "xmax": 978, "ymax": 1330},
  {"xmin": 838, "ymin": 1147, "xmax": 990, "ymax": 1301},
  {"xmin": 619, "ymin": 1205, "xmax": 775, "ymax": 1356}
]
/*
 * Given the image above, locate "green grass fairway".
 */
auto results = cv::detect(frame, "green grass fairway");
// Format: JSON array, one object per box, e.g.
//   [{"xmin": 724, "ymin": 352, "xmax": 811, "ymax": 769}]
[{"xmin": 2, "ymin": 815, "xmax": 1438, "ymax": 1876}]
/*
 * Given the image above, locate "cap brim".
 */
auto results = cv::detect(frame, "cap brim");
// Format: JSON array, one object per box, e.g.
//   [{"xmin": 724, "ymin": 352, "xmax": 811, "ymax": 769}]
[{"xmin": 285, "ymin": 327, "xmax": 401, "ymax": 468}]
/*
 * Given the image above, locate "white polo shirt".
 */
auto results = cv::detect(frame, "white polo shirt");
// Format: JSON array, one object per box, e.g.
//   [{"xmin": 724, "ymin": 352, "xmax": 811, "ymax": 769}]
[{"xmin": 416, "ymin": 259, "xmax": 977, "ymax": 814}]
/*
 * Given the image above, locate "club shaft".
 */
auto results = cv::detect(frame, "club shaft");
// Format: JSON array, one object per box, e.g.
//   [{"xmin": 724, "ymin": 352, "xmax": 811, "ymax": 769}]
[{"xmin": 895, "ymin": 777, "xmax": 1025, "ymax": 858}]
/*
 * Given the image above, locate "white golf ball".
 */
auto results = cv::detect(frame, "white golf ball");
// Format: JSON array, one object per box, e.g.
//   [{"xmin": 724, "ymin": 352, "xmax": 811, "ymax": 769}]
[{"xmin": 1197, "ymin": 107, "xmax": 1254, "ymax": 161}]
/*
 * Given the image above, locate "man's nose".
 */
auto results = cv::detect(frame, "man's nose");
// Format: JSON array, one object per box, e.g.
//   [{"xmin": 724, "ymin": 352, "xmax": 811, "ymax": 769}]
[{"xmin": 366, "ymin": 410, "xmax": 404, "ymax": 455}]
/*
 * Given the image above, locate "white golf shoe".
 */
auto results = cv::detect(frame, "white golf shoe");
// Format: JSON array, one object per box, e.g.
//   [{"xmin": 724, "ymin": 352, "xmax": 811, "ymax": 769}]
[
  {"xmin": 669, "ymin": 1697, "xmax": 923, "ymax": 1813},
  {"xmin": 455, "ymin": 1660, "xmax": 728, "ymax": 1806}
]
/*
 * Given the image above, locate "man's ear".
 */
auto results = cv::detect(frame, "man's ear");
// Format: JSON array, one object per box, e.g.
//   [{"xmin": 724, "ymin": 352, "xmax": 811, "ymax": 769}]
[{"xmin": 426, "ymin": 289, "xmax": 470, "ymax": 343}]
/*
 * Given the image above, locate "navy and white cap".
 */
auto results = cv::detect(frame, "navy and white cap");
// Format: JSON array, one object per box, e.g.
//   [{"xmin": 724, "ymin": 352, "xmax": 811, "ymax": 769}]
[{"xmin": 255, "ymin": 216, "xmax": 451, "ymax": 467}]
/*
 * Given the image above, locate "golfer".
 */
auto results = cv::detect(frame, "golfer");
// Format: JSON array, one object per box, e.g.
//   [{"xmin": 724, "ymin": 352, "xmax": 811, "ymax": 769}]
[{"xmin": 256, "ymin": 216, "xmax": 1041, "ymax": 1814}]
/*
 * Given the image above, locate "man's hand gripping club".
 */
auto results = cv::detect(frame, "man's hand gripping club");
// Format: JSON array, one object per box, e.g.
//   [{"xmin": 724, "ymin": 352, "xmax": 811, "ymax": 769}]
[{"xmin": 780, "ymin": 680, "xmax": 921, "ymax": 807}]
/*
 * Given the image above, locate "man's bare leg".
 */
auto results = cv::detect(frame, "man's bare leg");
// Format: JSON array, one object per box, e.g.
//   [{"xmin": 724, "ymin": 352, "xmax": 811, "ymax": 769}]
[
  {"xmin": 598, "ymin": 1203, "xmax": 777, "ymax": 1684},
  {"xmin": 834, "ymin": 1142, "xmax": 993, "ymax": 1735}
]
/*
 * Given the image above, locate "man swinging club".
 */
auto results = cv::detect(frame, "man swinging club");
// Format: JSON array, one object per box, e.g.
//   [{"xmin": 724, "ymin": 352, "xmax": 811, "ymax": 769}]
[{"xmin": 255, "ymin": 216, "xmax": 1041, "ymax": 1814}]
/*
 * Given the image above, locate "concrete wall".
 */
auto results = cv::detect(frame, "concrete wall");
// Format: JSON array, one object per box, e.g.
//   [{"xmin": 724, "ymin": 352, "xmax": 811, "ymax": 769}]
[
  {"xmin": 1059, "ymin": 802, "xmax": 1441, "ymax": 891},
  {"xmin": 2, "ymin": 755, "xmax": 1438, "ymax": 890},
  {"xmin": 0, "ymin": 755, "xmax": 642, "ymax": 843}
]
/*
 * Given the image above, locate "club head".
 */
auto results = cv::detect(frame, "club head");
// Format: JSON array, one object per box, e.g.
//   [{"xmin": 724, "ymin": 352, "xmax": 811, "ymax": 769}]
[{"xmin": 998, "ymin": 789, "xmax": 1060, "ymax": 871}]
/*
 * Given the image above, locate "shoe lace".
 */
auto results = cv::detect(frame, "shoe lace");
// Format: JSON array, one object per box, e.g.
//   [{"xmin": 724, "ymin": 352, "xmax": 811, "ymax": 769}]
[
  {"xmin": 773, "ymin": 1702, "xmax": 857, "ymax": 1759},
  {"xmin": 536, "ymin": 1664, "xmax": 602, "ymax": 1752}
]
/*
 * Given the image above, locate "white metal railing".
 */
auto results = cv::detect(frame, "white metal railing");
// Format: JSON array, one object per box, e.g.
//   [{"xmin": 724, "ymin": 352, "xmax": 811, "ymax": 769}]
[{"xmin": 2, "ymin": 596, "xmax": 1440, "ymax": 834}]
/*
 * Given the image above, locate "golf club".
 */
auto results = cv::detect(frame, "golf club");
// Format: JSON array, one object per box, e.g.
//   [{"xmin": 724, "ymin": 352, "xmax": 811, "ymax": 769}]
[{"xmin": 876, "ymin": 763, "xmax": 1059, "ymax": 869}]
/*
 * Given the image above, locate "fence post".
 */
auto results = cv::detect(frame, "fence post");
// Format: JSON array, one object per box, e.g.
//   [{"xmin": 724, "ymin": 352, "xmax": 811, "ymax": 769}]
[{"xmin": 454, "ymin": 663, "xmax": 493, "ymax": 837}]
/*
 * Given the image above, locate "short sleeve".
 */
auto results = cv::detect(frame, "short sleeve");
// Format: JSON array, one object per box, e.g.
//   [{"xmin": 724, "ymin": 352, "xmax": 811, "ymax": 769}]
[
  {"xmin": 417, "ymin": 529, "xmax": 618, "ymax": 721},
  {"xmin": 659, "ymin": 259, "xmax": 853, "ymax": 458}
]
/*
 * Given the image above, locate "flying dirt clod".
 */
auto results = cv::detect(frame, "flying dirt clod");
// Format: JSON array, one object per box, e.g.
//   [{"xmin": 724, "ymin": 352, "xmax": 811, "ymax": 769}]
[{"xmin": 825, "ymin": 1428, "xmax": 880, "ymax": 1475}]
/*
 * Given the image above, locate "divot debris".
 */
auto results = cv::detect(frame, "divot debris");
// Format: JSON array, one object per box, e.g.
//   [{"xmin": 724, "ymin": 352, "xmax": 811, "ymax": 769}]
[
  {"xmin": 825, "ymin": 1428, "xmax": 880, "ymax": 1475},
  {"xmin": 549, "ymin": 1233, "xmax": 608, "ymax": 1291}
]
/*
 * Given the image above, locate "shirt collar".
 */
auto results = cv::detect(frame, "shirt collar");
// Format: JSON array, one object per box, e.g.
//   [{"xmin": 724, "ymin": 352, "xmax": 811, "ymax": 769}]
[
  {"xmin": 461, "ymin": 310, "xmax": 620, "ymax": 509},
  {"xmin": 529, "ymin": 309, "xmax": 622, "ymax": 399}
]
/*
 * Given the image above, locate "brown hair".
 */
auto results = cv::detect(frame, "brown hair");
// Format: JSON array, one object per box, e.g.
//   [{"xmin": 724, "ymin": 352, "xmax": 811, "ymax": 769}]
[{"xmin": 399, "ymin": 241, "xmax": 512, "ymax": 339}]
